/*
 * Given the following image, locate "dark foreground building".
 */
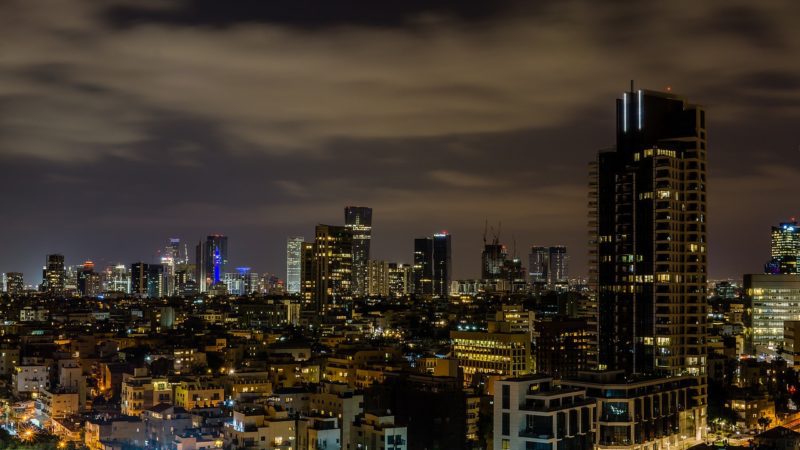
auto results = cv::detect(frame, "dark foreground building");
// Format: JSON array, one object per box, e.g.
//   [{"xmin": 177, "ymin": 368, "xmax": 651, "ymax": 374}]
[
  {"xmin": 588, "ymin": 87, "xmax": 708, "ymax": 446},
  {"xmin": 367, "ymin": 372, "xmax": 467, "ymax": 450}
]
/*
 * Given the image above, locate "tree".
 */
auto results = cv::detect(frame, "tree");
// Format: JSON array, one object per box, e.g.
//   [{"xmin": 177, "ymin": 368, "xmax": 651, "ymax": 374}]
[{"xmin": 757, "ymin": 415, "xmax": 772, "ymax": 432}]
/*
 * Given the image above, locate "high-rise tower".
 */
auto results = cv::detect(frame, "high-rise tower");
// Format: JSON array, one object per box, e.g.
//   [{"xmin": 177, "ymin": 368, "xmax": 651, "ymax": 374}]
[
  {"xmin": 310, "ymin": 224, "xmax": 353, "ymax": 312},
  {"xmin": 588, "ymin": 86, "xmax": 708, "ymax": 445},
  {"xmin": 528, "ymin": 246, "xmax": 569, "ymax": 288},
  {"xmin": 413, "ymin": 232, "xmax": 452, "ymax": 298},
  {"xmin": 591, "ymin": 87, "xmax": 707, "ymax": 377},
  {"xmin": 766, "ymin": 221, "xmax": 800, "ymax": 274},
  {"xmin": 42, "ymin": 254, "xmax": 66, "ymax": 294},
  {"xmin": 413, "ymin": 237, "xmax": 433, "ymax": 296},
  {"xmin": 345, "ymin": 206, "xmax": 372, "ymax": 297},
  {"xmin": 196, "ymin": 234, "xmax": 228, "ymax": 292},
  {"xmin": 481, "ymin": 243, "xmax": 507, "ymax": 281},
  {"xmin": 286, "ymin": 236, "xmax": 305, "ymax": 294},
  {"xmin": 5, "ymin": 272, "xmax": 24, "ymax": 295}
]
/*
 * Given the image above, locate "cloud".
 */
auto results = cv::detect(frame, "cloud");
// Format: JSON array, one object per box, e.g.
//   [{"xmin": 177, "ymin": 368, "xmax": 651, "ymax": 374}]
[
  {"xmin": 428, "ymin": 169, "xmax": 504, "ymax": 188},
  {"xmin": 104, "ymin": 0, "xmax": 516, "ymax": 29},
  {"xmin": 1, "ymin": 0, "xmax": 799, "ymax": 279},
  {"xmin": 2, "ymin": 0, "xmax": 799, "ymax": 164}
]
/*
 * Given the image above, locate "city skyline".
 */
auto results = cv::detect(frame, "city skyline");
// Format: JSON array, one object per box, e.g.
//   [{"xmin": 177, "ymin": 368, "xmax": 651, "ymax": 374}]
[
  {"xmin": 4, "ymin": 3, "xmax": 800, "ymax": 450},
  {"xmin": 1, "ymin": 206, "xmax": 795, "ymax": 285},
  {"xmin": 2, "ymin": 2, "xmax": 800, "ymax": 282}
]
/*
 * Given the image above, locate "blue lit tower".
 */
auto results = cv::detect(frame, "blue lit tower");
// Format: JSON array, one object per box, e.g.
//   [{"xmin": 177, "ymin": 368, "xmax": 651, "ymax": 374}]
[{"xmin": 197, "ymin": 234, "xmax": 228, "ymax": 291}]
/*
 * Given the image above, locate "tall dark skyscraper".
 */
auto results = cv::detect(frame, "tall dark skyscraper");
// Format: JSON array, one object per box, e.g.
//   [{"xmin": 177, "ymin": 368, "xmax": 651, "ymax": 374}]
[
  {"xmin": 77, "ymin": 260, "xmax": 100, "ymax": 297},
  {"xmin": 42, "ymin": 253, "xmax": 66, "ymax": 294},
  {"xmin": 547, "ymin": 246, "xmax": 568, "ymax": 286},
  {"xmin": 131, "ymin": 262, "xmax": 149, "ymax": 297},
  {"xmin": 131, "ymin": 262, "xmax": 164, "ymax": 298},
  {"xmin": 413, "ymin": 232, "xmax": 452, "ymax": 298},
  {"xmin": 196, "ymin": 234, "xmax": 228, "ymax": 292},
  {"xmin": 413, "ymin": 237, "xmax": 433, "ymax": 295},
  {"xmin": 432, "ymin": 233, "xmax": 451, "ymax": 298},
  {"xmin": 345, "ymin": 206, "xmax": 372, "ymax": 297},
  {"xmin": 481, "ymin": 242, "xmax": 507, "ymax": 281},
  {"xmin": 590, "ymin": 87, "xmax": 708, "ymax": 382},
  {"xmin": 528, "ymin": 246, "xmax": 548, "ymax": 285},
  {"xmin": 766, "ymin": 221, "xmax": 800, "ymax": 274},
  {"xmin": 528, "ymin": 246, "xmax": 569, "ymax": 288}
]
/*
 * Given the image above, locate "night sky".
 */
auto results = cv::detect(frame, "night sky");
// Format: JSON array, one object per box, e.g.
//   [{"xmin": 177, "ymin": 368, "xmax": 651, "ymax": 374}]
[{"xmin": 1, "ymin": 0, "xmax": 799, "ymax": 282}]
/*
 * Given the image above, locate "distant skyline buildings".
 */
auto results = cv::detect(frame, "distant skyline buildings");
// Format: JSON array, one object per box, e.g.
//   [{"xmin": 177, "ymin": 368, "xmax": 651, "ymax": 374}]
[
  {"xmin": 286, "ymin": 236, "xmax": 304, "ymax": 294},
  {"xmin": 1, "ymin": 208, "xmax": 791, "ymax": 288},
  {"xmin": 306, "ymin": 224, "xmax": 353, "ymax": 312},
  {"xmin": 5, "ymin": 272, "xmax": 23, "ymax": 295},
  {"xmin": 766, "ymin": 220, "xmax": 800, "ymax": 274},
  {"xmin": 345, "ymin": 206, "xmax": 373, "ymax": 298},
  {"xmin": 528, "ymin": 246, "xmax": 569, "ymax": 287},
  {"xmin": 196, "ymin": 234, "xmax": 228, "ymax": 292},
  {"xmin": 131, "ymin": 262, "xmax": 164, "ymax": 298},
  {"xmin": 42, "ymin": 254, "xmax": 66, "ymax": 294},
  {"xmin": 481, "ymin": 242, "xmax": 507, "ymax": 281},
  {"xmin": 413, "ymin": 232, "xmax": 452, "ymax": 298}
]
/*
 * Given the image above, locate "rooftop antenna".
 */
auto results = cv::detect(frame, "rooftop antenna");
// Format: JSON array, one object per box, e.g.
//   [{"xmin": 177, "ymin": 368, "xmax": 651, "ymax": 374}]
[
  {"xmin": 630, "ymin": 79, "xmax": 634, "ymax": 92},
  {"xmin": 495, "ymin": 221, "xmax": 502, "ymax": 245},
  {"xmin": 512, "ymin": 234, "xmax": 517, "ymax": 259},
  {"xmin": 483, "ymin": 219, "xmax": 488, "ymax": 246}
]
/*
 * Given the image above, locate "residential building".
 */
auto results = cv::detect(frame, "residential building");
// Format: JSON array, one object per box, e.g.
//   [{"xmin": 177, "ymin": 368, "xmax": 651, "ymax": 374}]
[
  {"xmin": 350, "ymin": 413, "xmax": 407, "ymax": 450},
  {"xmin": 174, "ymin": 380, "xmax": 224, "ymax": 411},
  {"xmin": 494, "ymin": 375, "xmax": 595, "ymax": 450},
  {"xmin": 588, "ymin": 88, "xmax": 708, "ymax": 444},
  {"xmin": 562, "ymin": 371, "xmax": 705, "ymax": 450},
  {"xmin": 121, "ymin": 368, "xmax": 172, "ymax": 416}
]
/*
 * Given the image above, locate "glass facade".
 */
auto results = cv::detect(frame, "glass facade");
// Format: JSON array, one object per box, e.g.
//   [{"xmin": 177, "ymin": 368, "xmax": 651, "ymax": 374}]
[
  {"xmin": 746, "ymin": 273, "xmax": 800, "ymax": 352},
  {"xmin": 285, "ymin": 236, "xmax": 304, "ymax": 294}
]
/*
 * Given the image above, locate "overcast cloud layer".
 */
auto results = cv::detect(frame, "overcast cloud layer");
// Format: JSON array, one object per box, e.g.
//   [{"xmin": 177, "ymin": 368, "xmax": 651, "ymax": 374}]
[{"xmin": 1, "ymin": 0, "xmax": 799, "ymax": 282}]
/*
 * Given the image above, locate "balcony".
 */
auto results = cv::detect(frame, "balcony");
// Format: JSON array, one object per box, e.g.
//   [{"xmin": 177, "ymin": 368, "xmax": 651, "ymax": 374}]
[{"xmin": 519, "ymin": 428, "xmax": 554, "ymax": 440}]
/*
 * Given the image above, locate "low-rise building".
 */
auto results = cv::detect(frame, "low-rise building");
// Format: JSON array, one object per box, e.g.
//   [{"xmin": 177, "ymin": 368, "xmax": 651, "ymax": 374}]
[
  {"xmin": 494, "ymin": 375, "xmax": 595, "ymax": 450},
  {"xmin": 309, "ymin": 382, "xmax": 364, "ymax": 448},
  {"xmin": 12, "ymin": 365, "xmax": 48, "ymax": 398},
  {"xmin": 36, "ymin": 387, "xmax": 80, "ymax": 421},
  {"xmin": 84, "ymin": 416, "xmax": 146, "ymax": 450},
  {"xmin": 350, "ymin": 413, "xmax": 407, "ymax": 450},
  {"xmin": 753, "ymin": 426, "xmax": 800, "ymax": 450},
  {"xmin": 562, "ymin": 371, "xmax": 706, "ymax": 450},
  {"xmin": 224, "ymin": 404, "xmax": 296, "ymax": 450},
  {"xmin": 121, "ymin": 367, "xmax": 172, "ymax": 416},
  {"xmin": 175, "ymin": 380, "xmax": 225, "ymax": 411},
  {"xmin": 451, "ymin": 321, "xmax": 533, "ymax": 392},
  {"xmin": 726, "ymin": 391, "xmax": 776, "ymax": 431},
  {"xmin": 175, "ymin": 431, "xmax": 224, "ymax": 450},
  {"xmin": 298, "ymin": 416, "xmax": 340, "ymax": 450},
  {"xmin": 142, "ymin": 404, "xmax": 194, "ymax": 449}
]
